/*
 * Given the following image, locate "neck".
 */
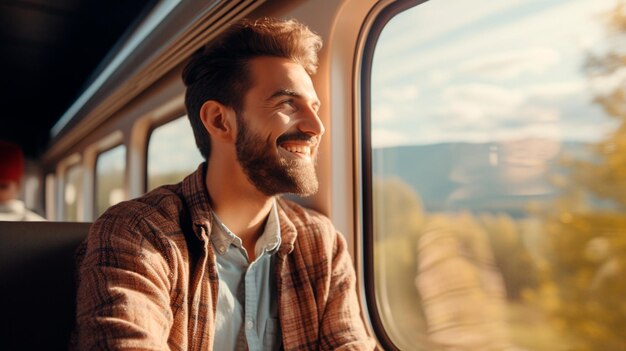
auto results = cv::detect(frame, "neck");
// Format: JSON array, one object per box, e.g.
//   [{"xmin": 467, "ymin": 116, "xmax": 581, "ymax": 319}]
[{"xmin": 205, "ymin": 157, "xmax": 274, "ymax": 248}]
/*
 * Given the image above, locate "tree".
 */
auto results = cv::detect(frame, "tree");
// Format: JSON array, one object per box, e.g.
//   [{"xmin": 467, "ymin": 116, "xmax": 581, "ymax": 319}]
[
  {"xmin": 372, "ymin": 177, "xmax": 431, "ymax": 349},
  {"xmin": 541, "ymin": 3, "xmax": 626, "ymax": 350},
  {"xmin": 479, "ymin": 212, "xmax": 539, "ymax": 300}
]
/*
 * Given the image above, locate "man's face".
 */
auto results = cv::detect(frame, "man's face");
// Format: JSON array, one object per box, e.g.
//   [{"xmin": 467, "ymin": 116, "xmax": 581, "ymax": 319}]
[
  {"xmin": 0, "ymin": 180, "xmax": 19, "ymax": 203},
  {"xmin": 235, "ymin": 56, "xmax": 325, "ymax": 197}
]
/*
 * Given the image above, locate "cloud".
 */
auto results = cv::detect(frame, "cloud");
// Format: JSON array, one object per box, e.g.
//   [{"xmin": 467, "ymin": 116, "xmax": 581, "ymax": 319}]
[
  {"xmin": 368, "ymin": 0, "xmax": 621, "ymax": 146},
  {"xmin": 428, "ymin": 70, "xmax": 454, "ymax": 86},
  {"xmin": 371, "ymin": 129, "xmax": 413, "ymax": 148},
  {"xmin": 372, "ymin": 0, "xmax": 611, "ymax": 84},
  {"xmin": 517, "ymin": 105, "xmax": 560, "ymax": 123},
  {"xmin": 370, "ymin": 85, "xmax": 421, "ymax": 125},
  {"xmin": 524, "ymin": 81, "xmax": 585, "ymax": 101},
  {"xmin": 373, "ymin": 0, "xmax": 526, "ymax": 63},
  {"xmin": 460, "ymin": 48, "xmax": 560, "ymax": 79},
  {"xmin": 588, "ymin": 66, "xmax": 626, "ymax": 95},
  {"xmin": 441, "ymin": 83, "xmax": 525, "ymax": 122},
  {"xmin": 371, "ymin": 105, "xmax": 397, "ymax": 123},
  {"xmin": 379, "ymin": 84, "xmax": 420, "ymax": 102}
]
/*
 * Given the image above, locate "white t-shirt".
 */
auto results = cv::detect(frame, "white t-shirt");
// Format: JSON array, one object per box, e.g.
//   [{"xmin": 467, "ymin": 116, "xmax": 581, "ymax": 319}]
[{"xmin": 0, "ymin": 200, "xmax": 45, "ymax": 221}]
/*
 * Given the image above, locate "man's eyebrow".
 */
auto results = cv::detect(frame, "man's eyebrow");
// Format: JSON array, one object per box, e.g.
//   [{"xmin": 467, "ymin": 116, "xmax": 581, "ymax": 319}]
[
  {"xmin": 266, "ymin": 88, "xmax": 299, "ymax": 101},
  {"xmin": 266, "ymin": 88, "xmax": 321, "ymax": 107}
]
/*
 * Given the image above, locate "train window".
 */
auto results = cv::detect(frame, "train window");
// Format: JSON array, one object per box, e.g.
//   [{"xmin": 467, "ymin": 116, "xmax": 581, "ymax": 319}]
[
  {"xmin": 95, "ymin": 144, "xmax": 126, "ymax": 217},
  {"xmin": 146, "ymin": 116, "xmax": 203, "ymax": 191},
  {"xmin": 62, "ymin": 164, "xmax": 82, "ymax": 222},
  {"xmin": 45, "ymin": 174, "xmax": 55, "ymax": 220},
  {"xmin": 363, "ymin": 0, "xmax": 626, "ymax": 350}
]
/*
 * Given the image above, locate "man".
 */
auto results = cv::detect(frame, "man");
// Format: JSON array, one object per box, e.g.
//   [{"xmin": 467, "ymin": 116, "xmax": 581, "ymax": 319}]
[
  {"xmin": 0, "ymin": 140, "xmax": 45, "ymax": 221},
  {"xmin": 74, "ymin": 18, "xmax": 375, "ymax": 350}
]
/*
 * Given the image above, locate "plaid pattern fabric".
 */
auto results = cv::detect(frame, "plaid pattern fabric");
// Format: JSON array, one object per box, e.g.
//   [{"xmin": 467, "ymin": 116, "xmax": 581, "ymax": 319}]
[{"xmin": 73, "ymin": 164, "xmax": 375, "ymax": 350}]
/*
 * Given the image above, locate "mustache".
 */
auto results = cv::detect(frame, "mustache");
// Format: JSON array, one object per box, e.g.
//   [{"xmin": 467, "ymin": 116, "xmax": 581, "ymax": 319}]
[{"xmin": 276, "ymin": 132, "xmax": 317, "ymax": 145}]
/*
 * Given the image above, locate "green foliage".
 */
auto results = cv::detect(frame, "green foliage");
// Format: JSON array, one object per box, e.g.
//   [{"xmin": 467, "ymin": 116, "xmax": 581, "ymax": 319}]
[
  {"xmin": 539, "ymin": 3, "xmax": 626, "ymax": 349},
  {"xmin": 479, "ymin": 213, "xmax": 539, "ymax": 300},
  {"xmin": 542, "ymin": 213, "xmax": 626, "ymax": 350},
  {"xmin": 372, "ymin": 177, "xmax": 432, "ymax": 349},
  {"xmin": 372, "ymin": 177, "xmax": 424, "ymax": 241}
]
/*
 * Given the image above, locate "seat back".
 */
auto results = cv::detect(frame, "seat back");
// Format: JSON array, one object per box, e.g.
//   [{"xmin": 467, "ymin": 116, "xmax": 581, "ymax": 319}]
[{"xmin": 0, "ymin": 221, "xmax": 91, "ymax": 351}]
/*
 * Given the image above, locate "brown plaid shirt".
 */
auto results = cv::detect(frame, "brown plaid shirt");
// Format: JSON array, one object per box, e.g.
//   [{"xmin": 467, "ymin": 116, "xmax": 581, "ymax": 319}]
[{"xmin": 73, "ymin": 164, "xmax": 375, "ymax": 350}]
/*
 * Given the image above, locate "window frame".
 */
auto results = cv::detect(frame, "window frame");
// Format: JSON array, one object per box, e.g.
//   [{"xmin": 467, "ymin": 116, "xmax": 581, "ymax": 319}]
[{"xmin": 358, "ymin": 1, "xmax": 429, "ymax": 350}]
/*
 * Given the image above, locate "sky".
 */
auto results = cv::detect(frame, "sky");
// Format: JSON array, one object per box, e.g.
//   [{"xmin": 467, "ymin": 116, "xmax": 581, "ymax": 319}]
[{"xmin": 371, "ymin": 0, "xmax": 623, "ymax": 148}]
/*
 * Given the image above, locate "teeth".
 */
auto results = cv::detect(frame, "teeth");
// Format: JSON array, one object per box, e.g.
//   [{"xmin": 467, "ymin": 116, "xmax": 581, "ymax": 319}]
[{"xmin": 283, "ymin": 145, "xmax": 311, "ymax": 155}]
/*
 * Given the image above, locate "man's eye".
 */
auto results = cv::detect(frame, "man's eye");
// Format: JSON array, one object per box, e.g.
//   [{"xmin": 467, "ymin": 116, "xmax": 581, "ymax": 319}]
[{"xmin": 280, "ymin": 100, "xmax": 297, "ymax": 111}]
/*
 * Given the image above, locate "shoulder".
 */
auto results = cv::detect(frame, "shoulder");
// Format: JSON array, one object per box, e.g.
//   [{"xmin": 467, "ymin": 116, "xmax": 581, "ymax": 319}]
[
  {"xmin": 276, "ymin": 197, "xmax": 339, "ymax": 253},
  {"xmin": 102, "ymin": 183, "xmax": 185, "ymax": 226},
  {"xmin": 277, "ymin": 197, "xmax": 334, "ymax": 231},
  {"xmin": 88, "ymin": 182, "xmax": 189, "ymax": 251},
  {"xmin": 79, "ymin": 182, "xmax": 195, "ymax": 279}
]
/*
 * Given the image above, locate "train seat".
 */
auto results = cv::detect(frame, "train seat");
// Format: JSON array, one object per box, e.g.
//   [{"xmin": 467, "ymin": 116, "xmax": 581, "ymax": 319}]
[{"xmin": 0, "ymin": 221, "xmax": 91, "ymax": 351}]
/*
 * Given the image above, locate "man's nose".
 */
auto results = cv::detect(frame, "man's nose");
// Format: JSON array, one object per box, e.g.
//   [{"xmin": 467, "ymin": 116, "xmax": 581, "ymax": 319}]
[{"xmin": 298, "ymin": 105, "xmax": 325, "ymax": 137}]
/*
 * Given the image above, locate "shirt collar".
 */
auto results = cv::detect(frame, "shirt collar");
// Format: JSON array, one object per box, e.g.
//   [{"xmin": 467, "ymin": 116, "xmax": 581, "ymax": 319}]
[
  {"xmin": 255, "ymin": 201, "xmax": 281, "ymax": 256},
  {"xmin": 209, "ymin": 199, "xmax": 282, "ymax": 258},
  {"xmin": 210, "ymin": 211, "xmax": 241, "ymax": 255},
  {"xmin": 181, "ymin": 163, "xmax": 294, "ymax": 256}
]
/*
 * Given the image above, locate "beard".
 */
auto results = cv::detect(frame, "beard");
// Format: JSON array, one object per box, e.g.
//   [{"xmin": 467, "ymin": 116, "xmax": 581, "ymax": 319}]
[{"xmin": 235, "ymin": 113, "xmax": 319, "ymax": 197}]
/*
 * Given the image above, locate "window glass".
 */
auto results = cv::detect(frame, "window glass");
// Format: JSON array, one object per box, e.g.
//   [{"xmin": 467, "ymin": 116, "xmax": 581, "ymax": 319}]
[
  {"xmin": 45, "ymin": 173, "xmax": 55, "ymax": 220},
  {"xmin": 63, "ymin": 164, "xmax": 82, "ymax": 221},
  {"xmin": 147, "ymin": 116, "xmax": 203, "ymax": 191},
  {"xmin": 95, "ymin": 145, "xmax": 126, "ymax": 217},
  {"xmin": 368, "ymin": 0, "xmax": 626, "ymax": 350},
  {"xmin": 24, "ymin": 174, "xmax": 40, "ymax": 214}
]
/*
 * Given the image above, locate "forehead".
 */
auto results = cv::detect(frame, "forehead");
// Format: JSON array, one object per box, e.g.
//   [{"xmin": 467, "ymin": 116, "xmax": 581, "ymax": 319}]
[{"xmin": 245, "ymin": 56, "xmax": 318, "ymax": 100}]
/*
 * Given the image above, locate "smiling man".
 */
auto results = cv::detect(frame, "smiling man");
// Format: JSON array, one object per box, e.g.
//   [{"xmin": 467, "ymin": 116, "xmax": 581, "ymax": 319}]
[{"xmin": 73, "ymin": 18, "xmax": 375, "ymax": 350}]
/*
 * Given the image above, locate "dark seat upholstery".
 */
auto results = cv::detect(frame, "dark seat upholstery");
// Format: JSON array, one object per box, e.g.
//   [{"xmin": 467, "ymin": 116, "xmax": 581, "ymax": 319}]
[{"xmin": 0, "ymin": 221, "xmax": 91, "ymax": 351}]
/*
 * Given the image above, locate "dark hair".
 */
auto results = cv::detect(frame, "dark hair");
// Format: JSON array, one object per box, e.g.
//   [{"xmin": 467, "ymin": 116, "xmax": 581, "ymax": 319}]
[{"xmin": 182, "ymin": 17, "xmax": 323, "ymax": 159}]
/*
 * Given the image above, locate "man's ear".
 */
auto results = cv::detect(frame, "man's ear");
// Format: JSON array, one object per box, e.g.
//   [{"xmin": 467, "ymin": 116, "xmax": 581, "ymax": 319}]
[{"xmin": 199, "ymin": 100, "xmax": 236, "ymax": 141}]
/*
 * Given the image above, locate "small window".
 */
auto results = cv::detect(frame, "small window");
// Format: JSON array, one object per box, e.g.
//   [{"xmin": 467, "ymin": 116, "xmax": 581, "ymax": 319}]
[
  {"xmin": 63, "ymin": 164, "xmax": 82, "ymax": 221},
  {"xmin": 146, "ymin": 116, "xmax": 203, "ymax": 191},
  {"xmin": 23, "ymin": 174, "xmax": 41, "ymax": 215},
  {"xmin": 363, "ymin": 0, "xmax": 626, "ymax": 350},
  {"xmin": 45, "ymin": 173, "xmax": 56, "ymax": 220},
  {"xmin": 95, "ymin": 144, "xmax": 126, "ymax": 217}
]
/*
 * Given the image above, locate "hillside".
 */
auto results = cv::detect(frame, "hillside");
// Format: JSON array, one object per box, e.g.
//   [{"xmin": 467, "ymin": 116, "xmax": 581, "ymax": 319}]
[{"xmin": 371, "ymin": 140, "xmax": 590, "ymax": 216}]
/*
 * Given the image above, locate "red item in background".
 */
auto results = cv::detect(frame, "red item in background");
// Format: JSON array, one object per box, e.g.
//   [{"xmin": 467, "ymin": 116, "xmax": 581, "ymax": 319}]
[{"xmin": 0, "ymin": 141, "xmax": 25, "ymax": 182}]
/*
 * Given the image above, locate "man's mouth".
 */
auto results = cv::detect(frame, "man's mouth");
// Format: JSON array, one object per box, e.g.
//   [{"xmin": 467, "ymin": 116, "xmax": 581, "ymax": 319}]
[
  {"xmin": 279, "ymin": 142, "xmax": 312, "ymax": 158},
  {"xmin": 277, "ymin": 132, "xmax": 317, "ymax": 159}
]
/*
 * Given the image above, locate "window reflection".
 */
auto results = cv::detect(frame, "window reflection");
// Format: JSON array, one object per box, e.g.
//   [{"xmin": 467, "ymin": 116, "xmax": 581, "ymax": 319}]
[{"xmin": 369, "ymin": 0, "xmax": 626, "ymax": 350}]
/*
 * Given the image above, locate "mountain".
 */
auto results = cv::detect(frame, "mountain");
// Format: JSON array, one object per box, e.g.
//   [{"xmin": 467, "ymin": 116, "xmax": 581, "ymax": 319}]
[{"xmin": 371, "ymin": 140, "xmax": 590, "ymax": 216}]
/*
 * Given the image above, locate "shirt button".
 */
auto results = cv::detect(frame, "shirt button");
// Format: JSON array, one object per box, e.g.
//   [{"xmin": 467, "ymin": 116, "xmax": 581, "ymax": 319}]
[
  {"xmin": 246, "ymin": 320, "xmax": 253, "ymax": 330},
  {"xmin": 219, "ymin": 245, "xmax": 226, "ymax": 254}
]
